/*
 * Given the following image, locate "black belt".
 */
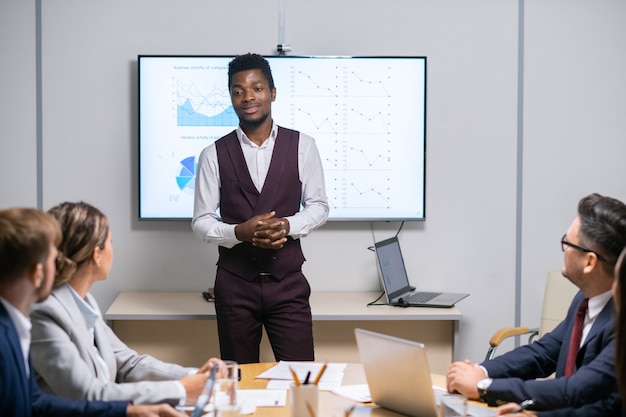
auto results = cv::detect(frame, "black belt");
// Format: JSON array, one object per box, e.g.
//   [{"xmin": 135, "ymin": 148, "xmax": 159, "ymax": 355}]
[{"xmin": 255, "ymin": 272, "xmax": 275, "ymax": 282}]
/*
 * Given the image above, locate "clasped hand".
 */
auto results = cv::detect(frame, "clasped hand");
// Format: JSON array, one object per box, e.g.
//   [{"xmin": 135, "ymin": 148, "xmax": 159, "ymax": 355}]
[
  {"xmin": 446, "ymin": 360, "xmax": 487, "ymax": 400},
  {"xmin": 235, "ymin": 211, "xmax": 290, "ymax": 249}
]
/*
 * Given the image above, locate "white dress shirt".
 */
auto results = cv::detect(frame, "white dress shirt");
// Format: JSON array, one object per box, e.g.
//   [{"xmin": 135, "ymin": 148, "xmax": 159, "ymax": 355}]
[
  {"xmin": 69, "ymin": 287, "xmax": 112, "ymax": 382},
  {"xmin": 192, "ymin": 122, "xmax": 329, "ymax": 248},
  {"xmin": 580, "ymin": 289, "xmax": 612, "ymax": 347}
]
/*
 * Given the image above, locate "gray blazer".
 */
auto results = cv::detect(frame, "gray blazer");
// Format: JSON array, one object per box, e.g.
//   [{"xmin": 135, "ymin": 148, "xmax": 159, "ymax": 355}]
[{"xmin": 30, "ymin": 284, "xmax": 195, "ymax": 405}]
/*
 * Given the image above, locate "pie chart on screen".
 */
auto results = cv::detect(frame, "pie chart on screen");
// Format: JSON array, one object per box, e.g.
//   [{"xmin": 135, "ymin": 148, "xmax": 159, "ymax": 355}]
[{"xmin": 176, "ymin": 156, "xmax": 196, "ymax": 191}]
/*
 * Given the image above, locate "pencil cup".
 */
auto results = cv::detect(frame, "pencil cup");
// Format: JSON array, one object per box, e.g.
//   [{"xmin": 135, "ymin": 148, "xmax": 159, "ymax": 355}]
[
  {"xmin": 214, "ymin": 360, "xmax": 241, "ymax": 417},
  {"xmin": 290, "ymin": 383, "xmax": 318, "ymax": 417}
]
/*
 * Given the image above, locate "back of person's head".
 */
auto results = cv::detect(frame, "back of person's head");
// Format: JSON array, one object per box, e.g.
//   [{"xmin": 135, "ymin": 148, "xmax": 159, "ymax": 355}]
[
  {"xmin": 228, "ymin": 53, "xmax": 275, "ymax": 90},
  {"xmin": 577, "ymin": 193, "xmax": 626, "ymax": 275},
  {"xmin": 614, "ymin": 247, "xmax": 626, "ymax": 402},
  {"xmin": 0, "ymin": 208, "xmax": 61, "ymax": 288},
  {"xmin": 47, "ymin": 202, "xmax": 109, "ymax": 287}
]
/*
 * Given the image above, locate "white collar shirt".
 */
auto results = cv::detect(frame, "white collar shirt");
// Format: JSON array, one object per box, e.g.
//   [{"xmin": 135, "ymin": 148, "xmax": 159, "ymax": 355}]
[
  {"xmin": 192, "ymin": 121, "xmax": 329, "ymax": 248},
  {"xmin": 68, "ymin": 285, "xmax": 111, "ymax": 381},
  {"xmin": 580, "ymin": 289, "xmax": 612, "ymax": 347}
]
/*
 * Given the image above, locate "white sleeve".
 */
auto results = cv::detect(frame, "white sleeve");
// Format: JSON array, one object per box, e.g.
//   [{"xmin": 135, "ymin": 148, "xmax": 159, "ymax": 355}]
[
  {"xmin": 191, "ymin": 144, "xmax": 239, "ymax": 248},
  {"xmin": 285, "ymin": 133, "xmax": 329, "ymax": 238}
]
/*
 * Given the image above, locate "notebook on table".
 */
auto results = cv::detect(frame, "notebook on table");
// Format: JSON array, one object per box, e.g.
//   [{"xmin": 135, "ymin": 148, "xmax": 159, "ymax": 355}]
[
  {"xmin": 354, "ymin": 328, "xmax": 494, "ymax": 417},
  {"xmin": 374, "ymin": 236, "xmax": 469, "ymax": 308}
]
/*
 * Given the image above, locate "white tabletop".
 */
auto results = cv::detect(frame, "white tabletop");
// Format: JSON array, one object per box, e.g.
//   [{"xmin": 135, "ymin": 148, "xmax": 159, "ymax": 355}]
[{"xmin": 105, "ymin": 291, "xmax": 462, "ymax": 321}]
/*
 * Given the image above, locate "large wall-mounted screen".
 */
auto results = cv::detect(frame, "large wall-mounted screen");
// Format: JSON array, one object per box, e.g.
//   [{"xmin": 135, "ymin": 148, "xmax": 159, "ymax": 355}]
[{"xmin": 139, "ymin": 55, "xmax": 426, "ymax": 221}]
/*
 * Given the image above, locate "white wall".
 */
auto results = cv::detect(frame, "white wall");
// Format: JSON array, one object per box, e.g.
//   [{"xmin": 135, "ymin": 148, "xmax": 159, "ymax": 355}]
[
  {"xmin": 522, "ymin": 0, "xmax": 626, "ymax": 326},
  {"xmin": 0, "ymin": 0, "xmax": 37, "ymax": 206},
  {"xmin": 1, "ymin": 0, "xmax": 625, "ymax": 363}
]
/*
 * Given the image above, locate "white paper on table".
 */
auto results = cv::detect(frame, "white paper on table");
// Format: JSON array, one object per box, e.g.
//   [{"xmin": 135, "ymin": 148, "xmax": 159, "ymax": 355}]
[
  {"xmin": 256, "ymin": 361, "xmax": 346, "ymax": 384},
  {"xmin": 347, "ymin": 406, "xmax": 376, "ymax": 416},
  {"xmin": 330, "ymin": 384, "xmax": 371, "ymax": 403},
  {"xmin": 239, "ymin": 389, "xmax": 286, "ymax": 408},
  {"xmin": 176, "ymin": 390, "xmax": 286, "ymax": 416},
  {"xmin": 175, "ymin": 404, "xmax": 215, "ymax": 416},
  {"xmin": 265, "ymin": 378, "xmax": 341, "ymax": 391},
  {"xmin": 433, "ymin": 385, "xmax": 448, "ymax": 394}
]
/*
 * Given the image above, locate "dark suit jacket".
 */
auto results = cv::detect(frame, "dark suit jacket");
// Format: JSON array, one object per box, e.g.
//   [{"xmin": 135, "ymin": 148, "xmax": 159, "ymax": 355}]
[
  {"xmin": 0, "ymin": 302, "xmax": 128, "ymax": 417},
  {"xmin": 537, "ymin": 392, "xmax": 623, "ymax": 417},
  {"xmin": 481, "ymin": 291, "xmax": 617, "ymax": 409}
]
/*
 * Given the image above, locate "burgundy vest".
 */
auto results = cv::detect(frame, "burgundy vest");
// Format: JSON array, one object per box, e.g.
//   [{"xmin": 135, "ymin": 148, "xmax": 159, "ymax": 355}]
[{"xmin": 215, "ymin": 126, "xmax": 305, "ymax": 281}]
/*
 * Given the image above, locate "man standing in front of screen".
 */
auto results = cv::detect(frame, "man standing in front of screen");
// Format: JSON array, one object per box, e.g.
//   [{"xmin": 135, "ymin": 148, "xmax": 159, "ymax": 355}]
[{"xmin": 192, "ymin": 53, "xmax": 329, "ymax": 364}]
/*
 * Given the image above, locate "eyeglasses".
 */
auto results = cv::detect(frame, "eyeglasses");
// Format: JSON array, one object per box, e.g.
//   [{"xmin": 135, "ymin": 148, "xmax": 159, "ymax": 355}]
[{"xmin": 561, "ymin": 234, "xmax": 605, "ymax": 261}]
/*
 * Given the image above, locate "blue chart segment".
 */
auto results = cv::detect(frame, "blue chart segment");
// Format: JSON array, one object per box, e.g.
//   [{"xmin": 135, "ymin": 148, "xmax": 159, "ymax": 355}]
[
  {"xmin": 176, "ymin": 156, "xmax": 196, "ymax": 190},
  {"xmin": 176, "ymin": 79, "xmax": 239, "ymax": 127},
  {"xmin": 178, "ymin": 100, "xmax": 238, "ymax": 126}
]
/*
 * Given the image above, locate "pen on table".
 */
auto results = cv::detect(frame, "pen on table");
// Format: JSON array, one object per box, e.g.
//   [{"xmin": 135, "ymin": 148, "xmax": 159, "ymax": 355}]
[
  {"xmin": 289, "ymin": 366, "xmax": 301, "ymax": 386},
  {"xmin": 191, "ymin": 363, "xmax": 219, "ymax": 417},
  {"xmin": 312, "ymin": 362, "xmax": 328, "ymax": 385},
  {"xmin": 303, "ymin": 370, "xmax": 312, "ymax": 385},
  {"xmin": 511, "ymin": 399, "xmax": 535, "ymax": 413}
]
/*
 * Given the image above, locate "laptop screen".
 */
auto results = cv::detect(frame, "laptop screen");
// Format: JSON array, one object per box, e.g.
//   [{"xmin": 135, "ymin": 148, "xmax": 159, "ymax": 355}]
[{"xmin": 375, "ymin": 237, "xmax": 413, "ymax": 300}]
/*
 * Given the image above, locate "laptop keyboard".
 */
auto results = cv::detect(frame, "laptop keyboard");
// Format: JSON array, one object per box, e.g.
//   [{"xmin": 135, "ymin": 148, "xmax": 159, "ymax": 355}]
[{"xmin": 403, "ymin": 291, "xmax": 441, "ymax": 304}]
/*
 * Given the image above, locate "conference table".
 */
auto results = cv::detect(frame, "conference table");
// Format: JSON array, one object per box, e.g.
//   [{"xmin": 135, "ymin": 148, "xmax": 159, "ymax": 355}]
[{"xmin": 236, "ymin": 362, "xmax": 473, "ymax": 417}]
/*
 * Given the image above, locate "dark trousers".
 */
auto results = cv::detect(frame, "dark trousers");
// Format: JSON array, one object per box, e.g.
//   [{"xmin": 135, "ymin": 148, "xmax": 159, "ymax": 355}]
[{"xmin": 214, "ymin": 267, "xmax": 315, "ymax": 364}]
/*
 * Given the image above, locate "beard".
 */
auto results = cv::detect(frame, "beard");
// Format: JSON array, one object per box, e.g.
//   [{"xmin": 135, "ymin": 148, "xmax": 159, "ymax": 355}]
[{"xmin": 239, "ymin": 111, "xmax": 270, "ymax": 130}]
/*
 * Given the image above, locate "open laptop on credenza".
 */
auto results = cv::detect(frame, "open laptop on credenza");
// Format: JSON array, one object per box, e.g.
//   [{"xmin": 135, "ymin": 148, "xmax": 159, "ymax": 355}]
[{"xmin": 374, "ymin": 236, "xmax": 469, "ymax": 308}]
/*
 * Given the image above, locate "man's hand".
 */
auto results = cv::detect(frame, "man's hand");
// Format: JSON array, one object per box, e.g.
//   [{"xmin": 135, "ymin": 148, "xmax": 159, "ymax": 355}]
[
  {"xmin": 127, "ymin": 404, "xmax": 186, "ymax": 417},
  {"xmin": 179, "ymin": 372, "xmax": 209, "ymax": 403},
  {"xmin": 495, "ymin": 402, "xmax": 536, "ymax": 416},
  {"xmin": 235, "ymin": 211, "xmax": 290, "ymax": 249},
  {"xmin": 446, "ymin": 360, "xmax": 487, "ymax": 400},
  {"xmin": 253, "ymin": 214, "xmax": 289, "ymax": 249},
  {"xmin": 196, "ymin": 357, "xmax": 224, "ymax": 375}
]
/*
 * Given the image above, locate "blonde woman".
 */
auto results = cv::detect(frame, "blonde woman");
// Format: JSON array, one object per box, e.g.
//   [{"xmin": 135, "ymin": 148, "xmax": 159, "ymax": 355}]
[{"xmin": 30, "ymin": 201, "xmax": 220, "ymax": 406}]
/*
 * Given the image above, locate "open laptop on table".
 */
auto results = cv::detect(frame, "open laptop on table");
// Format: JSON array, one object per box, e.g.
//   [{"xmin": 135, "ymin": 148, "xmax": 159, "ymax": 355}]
[
  {"xmin": 374, "ymin": 236, "xmax": 469, "ymax": 308},
  {"xmin": 354, "ymin": 328, "xmax": 494, "ymax": 417}
]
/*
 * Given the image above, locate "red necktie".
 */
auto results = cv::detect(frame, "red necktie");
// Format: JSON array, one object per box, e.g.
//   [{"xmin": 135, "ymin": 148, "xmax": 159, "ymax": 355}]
[{"xmin": 564, "ymin": 298, "xmax": 589, "ymax": 377}]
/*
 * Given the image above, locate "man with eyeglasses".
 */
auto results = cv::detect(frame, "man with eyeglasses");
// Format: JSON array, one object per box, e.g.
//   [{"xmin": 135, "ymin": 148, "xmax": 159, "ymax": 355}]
[{"xmin": 446, "ymin": 193, "xmax": 626, "ymax": 413}]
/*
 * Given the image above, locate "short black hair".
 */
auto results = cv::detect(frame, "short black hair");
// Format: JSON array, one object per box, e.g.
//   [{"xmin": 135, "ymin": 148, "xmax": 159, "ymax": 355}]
[
  {"xmin": 228, "ymin": 53, "xmax": 275, "ymax": 90},
  {"xmin": 578, "ymin": 193, "xmax": 626, "ymax": 270}
]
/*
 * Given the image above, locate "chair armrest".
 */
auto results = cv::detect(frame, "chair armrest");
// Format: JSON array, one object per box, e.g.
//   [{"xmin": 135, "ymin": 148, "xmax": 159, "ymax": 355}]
[
  {"xmin": 489, "ymin": 327, "xmax": 534, "ymax": 347},
  {"xmin": 485, "ymin": 327, "xmax": 539, "ymax": 360}
]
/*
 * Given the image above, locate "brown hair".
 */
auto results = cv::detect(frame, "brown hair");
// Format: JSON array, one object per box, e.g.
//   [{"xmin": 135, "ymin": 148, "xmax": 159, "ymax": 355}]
[
  {"xmin": 47, "ymin": 202, "xmax": 109, "ymax": 287},
  {"xmin": 0, "ymin": 208, "xmax": 61, "ymax": 287}
]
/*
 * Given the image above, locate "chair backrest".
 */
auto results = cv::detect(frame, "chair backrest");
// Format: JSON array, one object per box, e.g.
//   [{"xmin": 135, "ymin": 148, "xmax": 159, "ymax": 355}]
[{"xmin": 538, "ymin": 269, "xmax": 580, "ymax": 338}]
